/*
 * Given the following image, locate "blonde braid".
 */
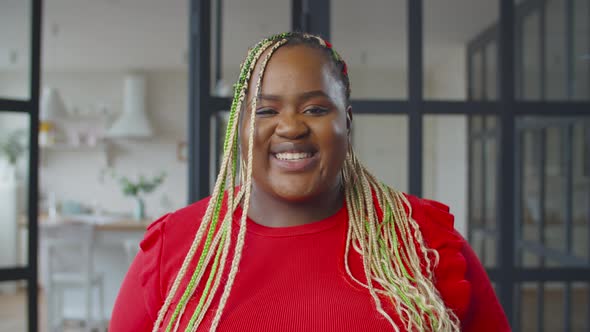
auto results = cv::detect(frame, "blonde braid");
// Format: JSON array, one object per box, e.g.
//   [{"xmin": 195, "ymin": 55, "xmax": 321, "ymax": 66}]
[
  {"xmin": 172, "ymin": 39, "xmax": 275, "ymax": 332},
  {"xmin": 209, "ymin": 38, "xmax": 290, "ymax": 332},
  {"xmin": 341, "ymin": 147, "xmax": 461, "ymax": 331},
  {"xmin": 153, "ymin": 34, "xmax": 282, "ymax": 331}
]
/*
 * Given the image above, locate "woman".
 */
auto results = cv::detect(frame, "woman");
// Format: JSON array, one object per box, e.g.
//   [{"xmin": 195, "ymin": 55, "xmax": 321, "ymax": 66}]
[{"xmin": 110, "ymin": 32, "xmax": 509, "ymax": 332}]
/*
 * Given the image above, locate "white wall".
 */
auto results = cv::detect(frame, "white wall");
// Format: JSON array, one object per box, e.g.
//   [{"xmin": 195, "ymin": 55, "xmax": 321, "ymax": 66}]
[{"xmin": 0, "ymin": 70, "xmax": 189, "ymax": 219}]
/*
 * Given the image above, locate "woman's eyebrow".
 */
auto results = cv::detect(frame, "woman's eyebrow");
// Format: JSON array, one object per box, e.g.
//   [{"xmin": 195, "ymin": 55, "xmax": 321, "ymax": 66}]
[{"xmin": 258, "ymin": 90, "xmax": 329, "ymax": 102}]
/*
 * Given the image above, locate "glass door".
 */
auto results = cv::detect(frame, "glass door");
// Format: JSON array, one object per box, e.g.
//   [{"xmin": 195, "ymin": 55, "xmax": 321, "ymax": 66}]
[{"xmin": 0, "ymin": 0, "xmax": 41, "ymax": 331}]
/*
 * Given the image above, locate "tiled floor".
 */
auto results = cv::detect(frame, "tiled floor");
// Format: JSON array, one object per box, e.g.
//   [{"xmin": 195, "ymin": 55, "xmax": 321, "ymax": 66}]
[{"xmin": 0, "ymin": 288, "xmax": 31, "ymax": 332}]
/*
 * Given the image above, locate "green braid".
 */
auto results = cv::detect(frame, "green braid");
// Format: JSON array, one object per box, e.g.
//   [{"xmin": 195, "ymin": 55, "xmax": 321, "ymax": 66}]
[{"xmin": 162, "ymin": 36, "xmax": 281, "ymax": 332}]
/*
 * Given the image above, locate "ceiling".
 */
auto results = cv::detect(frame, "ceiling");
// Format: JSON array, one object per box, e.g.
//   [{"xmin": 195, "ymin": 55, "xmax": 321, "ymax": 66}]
[{"xmin": 0, "ymin": 0, "xmax": 501, "ymax": 71}]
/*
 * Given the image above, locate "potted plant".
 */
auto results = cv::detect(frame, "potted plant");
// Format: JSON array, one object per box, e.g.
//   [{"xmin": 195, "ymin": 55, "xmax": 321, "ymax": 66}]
[
  {"xmin": 0, "ymin": 129, "xmax": 28, "ymax": 182},
  {"xmin": 115, "ymin": 171, "xmax": 166, "ymax": 221}
]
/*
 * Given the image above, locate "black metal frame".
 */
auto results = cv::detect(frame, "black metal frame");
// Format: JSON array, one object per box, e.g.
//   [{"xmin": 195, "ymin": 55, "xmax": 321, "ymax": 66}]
[
  {"xmin": 188, "ymin": 0, "xmax": 212, "ymax": 200},
  {"xmin": 189, "ymin": 0, "xmax": 590, "ymax": 329},
  {"xmin": 0, "ymin": 1, "xmax": 41, "ymax": 331},
  {"xmin": 467, "ymin": 0, "xmax": 590, "ymax": 330}
]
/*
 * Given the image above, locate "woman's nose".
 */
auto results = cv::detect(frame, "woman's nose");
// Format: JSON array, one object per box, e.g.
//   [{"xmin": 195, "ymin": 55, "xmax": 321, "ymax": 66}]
[{"xmin": 275, "ymin": 113, "xmax": 310, "ymax": 140}]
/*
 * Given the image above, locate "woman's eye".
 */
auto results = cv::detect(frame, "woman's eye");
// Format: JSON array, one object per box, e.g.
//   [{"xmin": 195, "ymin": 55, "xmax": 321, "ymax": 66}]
[
  {"xmin": 304, "ymin": 107, "xmax": 329, "ymax": 115},
  {"xmin": 255, "ymin": 108, "xmax": 277, "ymax": 116}
]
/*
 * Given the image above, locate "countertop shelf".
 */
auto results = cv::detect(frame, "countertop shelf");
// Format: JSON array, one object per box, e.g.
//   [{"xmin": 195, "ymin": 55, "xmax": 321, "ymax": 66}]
[
  {"xmin": 19, "ymin": 213, "xmax": 151, "ymax": 231},
  {"xmin": 39, "ymin": 140, "xmax": 113, "ymax": 166},
  {"xmin": 41, "ymin": 142, "xmax": 107, "ymax": 150}
]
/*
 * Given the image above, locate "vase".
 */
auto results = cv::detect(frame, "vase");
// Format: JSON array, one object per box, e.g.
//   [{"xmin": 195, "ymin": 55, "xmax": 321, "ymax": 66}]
[{"xmin": 133, "ymin": 197, "xmax": 145, "ymax": 221}]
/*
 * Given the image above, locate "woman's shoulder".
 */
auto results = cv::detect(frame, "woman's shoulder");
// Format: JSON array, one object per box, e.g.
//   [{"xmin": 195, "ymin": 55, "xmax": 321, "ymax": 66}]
[
  {"xmin": 139, "ymin": 195, "xmax": 219, "ymax": 269},
  {"xmin": 144, "ymin": 197, "xmax": 211, "ymax": 241},
  {"xmin": 136, "ymin": 196, "xmax": 215, "ymax": 310}
]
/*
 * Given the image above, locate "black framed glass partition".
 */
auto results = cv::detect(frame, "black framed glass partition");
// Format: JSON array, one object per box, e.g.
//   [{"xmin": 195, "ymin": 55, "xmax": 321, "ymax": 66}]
[
  {"xmin": 0, "ymin": 1, "xmax": 41, "ymax": 331},
  {"xmin": 467, "ymin": 0, "xmax": 590, "ymax": 330},
  {"xmin": 189, "ymin": 0, "xmax": 590, "ymax": 330}
]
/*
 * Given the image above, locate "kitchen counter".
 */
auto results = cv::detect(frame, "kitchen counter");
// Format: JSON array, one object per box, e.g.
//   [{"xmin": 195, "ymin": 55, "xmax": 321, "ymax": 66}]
[
  {"xmin": 18, "ymin": 213, "xmax": 154, "ymax": 320},
  {"xmin": 18, "ymin": 213, "xmax": 152, "ymax": 231}
]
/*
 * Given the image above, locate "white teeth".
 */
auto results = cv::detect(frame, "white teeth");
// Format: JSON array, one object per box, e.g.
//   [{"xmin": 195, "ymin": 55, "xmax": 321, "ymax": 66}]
[{"xmin": 275, "ymin": 152, "xmax": 313, "ymax": 160}]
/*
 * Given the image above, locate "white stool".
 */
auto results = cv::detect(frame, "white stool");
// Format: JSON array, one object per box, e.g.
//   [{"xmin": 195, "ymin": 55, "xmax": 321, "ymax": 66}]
[{"xmin": 42, "ymin": 223, "xmax": 106, "ymax": 332}]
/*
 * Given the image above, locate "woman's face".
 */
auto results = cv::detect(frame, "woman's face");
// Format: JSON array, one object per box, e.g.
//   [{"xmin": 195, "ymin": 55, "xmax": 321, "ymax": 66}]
[{"xmin": 240, "ymin": 44, "xmax": 351, "ymax": 202}]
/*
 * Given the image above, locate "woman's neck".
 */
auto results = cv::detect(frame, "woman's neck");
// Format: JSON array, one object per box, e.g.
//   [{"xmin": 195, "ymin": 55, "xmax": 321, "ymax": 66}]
[{"xmin": 245, "ymin": 183, "xmax": 344, "ymax": 228}]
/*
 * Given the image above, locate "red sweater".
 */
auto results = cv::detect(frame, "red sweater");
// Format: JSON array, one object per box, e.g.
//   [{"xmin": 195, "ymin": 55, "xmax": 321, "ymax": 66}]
[{"xmin": 110, "ymin": 194, "xmax": 510, "ymax": 331}]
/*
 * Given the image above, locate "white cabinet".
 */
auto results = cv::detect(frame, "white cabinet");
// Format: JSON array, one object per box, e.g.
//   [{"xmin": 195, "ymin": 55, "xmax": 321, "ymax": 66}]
[{"xmin": 0, "ymin": 179, "xmax": 19, "ymax": 293}]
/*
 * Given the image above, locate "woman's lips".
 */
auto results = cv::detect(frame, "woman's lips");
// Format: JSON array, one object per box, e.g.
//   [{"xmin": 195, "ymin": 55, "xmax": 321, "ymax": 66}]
[{"xmin": 271, "ymin": 151, "xmax": 319, "ymax": 172}]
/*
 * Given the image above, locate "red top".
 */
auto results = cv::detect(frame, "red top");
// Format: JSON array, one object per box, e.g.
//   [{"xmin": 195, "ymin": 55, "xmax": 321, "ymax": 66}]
[{"xmin": 110, "ymin": 194, "xmax": 510, "ymax": 331}]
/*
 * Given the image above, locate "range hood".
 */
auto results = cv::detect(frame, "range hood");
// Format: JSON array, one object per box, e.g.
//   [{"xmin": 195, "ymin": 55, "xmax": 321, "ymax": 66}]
[{"xmin": 106, "ymin": 74, "xmax": 153, "ymax": 138}]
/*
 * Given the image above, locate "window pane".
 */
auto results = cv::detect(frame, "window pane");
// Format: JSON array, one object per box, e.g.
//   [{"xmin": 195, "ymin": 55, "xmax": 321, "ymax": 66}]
[
  {"xmin": 40, "ymin": 0, "xmax": 191, "ymax": 216},
  {"xmin": 42, "ymin": 2, "xmax": 188, "ymax": 92},
  {"xmin": 0, "ymin": 112, "xmax": 30, "ymax": 268},
  {"xmin": 545, "ymin": 0, "xmax": 567, "ymax": 100},
  {"xmin": 572, "ymin": 282, "xmax": 590, "ymax": 331},
  {"xmin": 519, "ymin": 282, "xmax": 540, "ymax": 331},
  {"xmin": 424, "ymin": 0, "xmax": 498, "ymax": 100},
  {"xmin": 471, "ymin": 133, "xmax": 483, "ymax": 228},
  {"xmin": 520, "ymin": 129, "xmax": 542, "ymax": 268},
  {"xmin": 423, "ymin": 115, "xmax": 468, "ymax": 237},
  {"xmin": 572, "ymin": 123, "xmax": 589, "ymax": 261},
  {"xmin": 352, "ymin": 115, "xmax": 408, "ymax": 192},
  {"xmin": 485, "ymin": 42, "xmax": 498, "ymax": 100},
  {"xmin": 515, "ymin": 0, "xmax": 590, "ymax": 101},
  {"xmin": 0, "ymin": 0, "xmax": 31, "ymax": 100},
  {"xmin": 468, "ymin": 115, "xmax": 499, "ymax": 267},
  {"xmin": 544, "ymin": 126, "xmax": 567, "ymax": 253},
  {"xmin": 520, "ymin": 10, "xmax": 542, "ymax": 99},
  {"xmin": 471, "ymin": 51, "xmax": 484, "ymax": 100},
  {"xmin": 515, "ymin": 282, "xmax": 588, "ymax": 332},
  {"xmin": 516, "ymin": 116, "xmax": 590, "ymax": 268},
  {"xmin": 0, "ymin": 281, "xmax": 27, "ymax": 331},
  {"xmin": 573, "ymin": 0, "xmax": 590, "ymax": 100},
  {"xmin": 543, "ymin": 282, "xmax": 566, "ymax": 331},
  {"xmin": 211, "ymin": 0, "xmax": 291, "ymax": 97},
  {"xmin": 485, "ymin": 119, "xmax": 498, "ymax": 230},
  {"xmin": 472, "ymin": 115, "xmax": 484, "ymax": 134},
  {"xmin": 332, "ymin": 0, "xmax": 407, "ymax": 99}
]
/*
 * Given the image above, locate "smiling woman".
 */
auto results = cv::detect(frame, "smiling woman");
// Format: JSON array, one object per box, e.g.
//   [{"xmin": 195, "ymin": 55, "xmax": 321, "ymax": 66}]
[{"xmin": 110, "ymin": 32, "xmax": 509, "ymax": 332}]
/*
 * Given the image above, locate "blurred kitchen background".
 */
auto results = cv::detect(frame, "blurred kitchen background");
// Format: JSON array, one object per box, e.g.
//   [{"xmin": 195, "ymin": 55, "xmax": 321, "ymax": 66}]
[{"xmin": 0, "ymin": 0, "xmax": 589, "ymax": 331}]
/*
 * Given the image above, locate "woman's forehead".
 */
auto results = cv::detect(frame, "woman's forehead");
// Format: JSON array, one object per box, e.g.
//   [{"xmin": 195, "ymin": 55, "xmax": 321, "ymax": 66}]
[{"xmin": 249, "ymin": 45, "xmax": 335, "ymax": 96}]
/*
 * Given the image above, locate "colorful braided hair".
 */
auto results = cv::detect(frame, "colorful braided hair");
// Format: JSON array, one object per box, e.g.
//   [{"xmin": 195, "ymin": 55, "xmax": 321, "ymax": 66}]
[{"xmin": 153, "ymin": 32, "xmax": 461, "ymax": 332}]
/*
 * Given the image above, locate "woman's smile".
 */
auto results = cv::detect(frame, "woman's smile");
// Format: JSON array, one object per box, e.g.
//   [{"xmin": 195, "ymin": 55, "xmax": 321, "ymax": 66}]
[
  {"xmin": 269, "ymin": 141, "xmax": 320, "ymax": 172},
  {"xmin": 271, "ymin": 150, "xmax": 320, "ymax": 172}
]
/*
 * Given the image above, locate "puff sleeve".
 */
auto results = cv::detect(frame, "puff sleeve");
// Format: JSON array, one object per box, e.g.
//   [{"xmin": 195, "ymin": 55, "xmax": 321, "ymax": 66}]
[{"xmin": 416, "ymin": 198, "xmax": 510, "ymax": 331}]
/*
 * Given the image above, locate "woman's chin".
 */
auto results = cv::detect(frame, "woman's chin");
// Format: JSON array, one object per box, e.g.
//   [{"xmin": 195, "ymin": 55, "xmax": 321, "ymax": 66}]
[
  {"xmin": 271, "ymin": 186, "xmax": 319, "ymax": 203},
  {"xmin": 251, "ymin": 174, "xmax": 340, "ymax": 203}
]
